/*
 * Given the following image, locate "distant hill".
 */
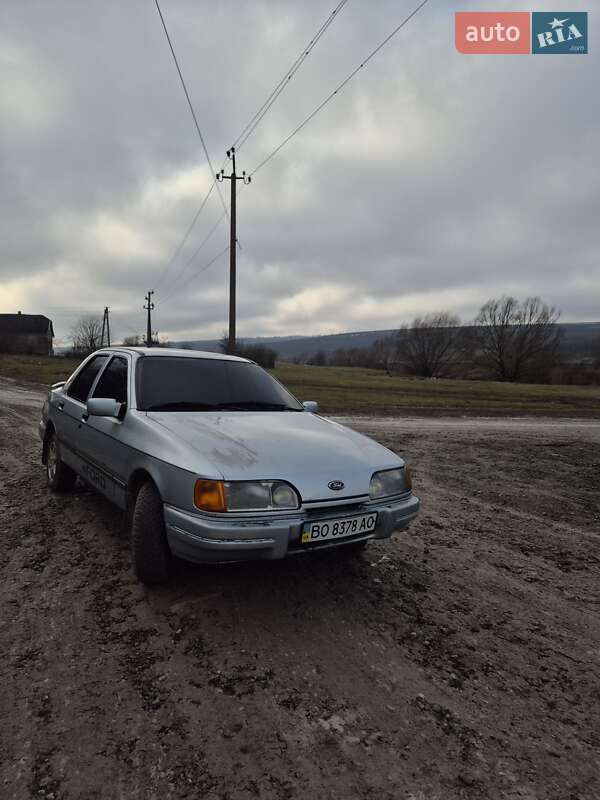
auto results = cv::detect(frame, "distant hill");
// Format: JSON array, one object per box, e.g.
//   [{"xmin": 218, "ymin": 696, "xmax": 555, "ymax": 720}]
[
  {"xmin": 176, "ymin": 329, "xmax": 398, "ymax": 360},
  {"xmin": 176, "ymin": 322, "xmax": 600, "ymax": 362},
  {"xmin": 557, "ymin": 322, "xmax": 600, "ymax": 360}
]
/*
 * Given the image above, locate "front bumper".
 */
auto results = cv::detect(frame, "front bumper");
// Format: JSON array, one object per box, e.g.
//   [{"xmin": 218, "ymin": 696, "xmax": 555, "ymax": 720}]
[{"xmin": 164, "ymin": 493, "xmax": 420, "ymax": 564}]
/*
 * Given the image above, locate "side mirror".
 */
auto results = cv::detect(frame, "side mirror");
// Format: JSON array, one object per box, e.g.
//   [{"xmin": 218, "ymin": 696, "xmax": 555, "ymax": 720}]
[
  {"xmin": 86, "ymin": 397, "xmax": 122, "ymax": 418},
  {"xmin": 302, "ymin": 400, "xmax": 319, "ymax": 413}
]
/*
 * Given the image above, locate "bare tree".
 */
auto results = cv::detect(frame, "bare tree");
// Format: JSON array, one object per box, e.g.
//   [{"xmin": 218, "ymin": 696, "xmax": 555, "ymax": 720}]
[
  {"xmin": 308, "ymin": 350, "xmax": 328, "ymax": 367},
  {"xmin": 218, "ymin": 332, "xmax": 230, "ymax": 354},
  {"xmin": 70, "ymin": 315, "xmax": 103, "ymax": 355},
  {"xmin": 219, "ymin": 333, "xmax": 277, "ymax": 368},
  {"xmin": 396, "ymin": 312, "xmax": 463, "ymax": 377},
  {"xmin": 122, "ymin": 334, "xmax": 143, "ymax": 346},
  {"xmin": 474, "ymin": 297, "xmax": 561, "ymax": 382},
  {"xmin": 370, "ymin": 336, "xmax": 396, "ymax": 370}
]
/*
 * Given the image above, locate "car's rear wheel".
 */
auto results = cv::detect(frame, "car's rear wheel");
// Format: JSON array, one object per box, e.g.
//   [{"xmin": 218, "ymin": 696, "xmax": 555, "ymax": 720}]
[
  {"xmin": 131, "ymin": 481, "xmax": 172, "ymax": 584},
  {"xmin": 45, "ymin": 431, "xmax": 76, "ymax": 492}
]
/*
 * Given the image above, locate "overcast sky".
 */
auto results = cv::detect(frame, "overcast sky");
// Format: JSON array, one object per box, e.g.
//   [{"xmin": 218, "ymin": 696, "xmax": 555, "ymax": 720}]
[{"xmin": 1, "ymin": 0, "xmax": 597, "ymax": 345}]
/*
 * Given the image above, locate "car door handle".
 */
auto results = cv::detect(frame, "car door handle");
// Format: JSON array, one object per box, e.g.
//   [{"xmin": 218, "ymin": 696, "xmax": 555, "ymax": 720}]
[
  {"xmin": 81, "ymin": 412, "xmax": 89, "ymax": 423},
  {"xmin": 57, "ymin": 401, "xmax": 64, "ymax": 410}
]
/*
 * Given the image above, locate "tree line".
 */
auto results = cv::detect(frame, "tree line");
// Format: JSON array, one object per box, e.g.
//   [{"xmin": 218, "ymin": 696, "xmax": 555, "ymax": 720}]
[
  {"xmin": 65, "ymin": 319, "xmax": 278, "ymax": 369},
  {"xmin": 65, "ymin": 296, "xmax": 599, "ymax": 384},
  {"xmin": 300, "ymin": 297, "xmax": 599, "ymax": 384}
]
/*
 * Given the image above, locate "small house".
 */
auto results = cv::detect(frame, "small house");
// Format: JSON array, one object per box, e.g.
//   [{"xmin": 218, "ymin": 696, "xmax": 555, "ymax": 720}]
[{"xmin": 0, "ymin": 312, "xmax": 54, "ymax": 355}]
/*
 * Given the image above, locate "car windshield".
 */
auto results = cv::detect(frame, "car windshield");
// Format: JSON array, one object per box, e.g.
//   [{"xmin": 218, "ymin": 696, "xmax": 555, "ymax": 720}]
[{"xmin": 136, "ymin": 356, "xmax": 303, "ymax": 412}]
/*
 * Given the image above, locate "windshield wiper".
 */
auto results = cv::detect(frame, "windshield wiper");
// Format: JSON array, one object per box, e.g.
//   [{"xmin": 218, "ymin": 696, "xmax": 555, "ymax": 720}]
[
  {"xmin": 216, "ymin": 401, "xmax": 300, "ymax": 412},
  {"xmin": 145, "ymin": 401, "xmax": 221, "ymax": 412}
]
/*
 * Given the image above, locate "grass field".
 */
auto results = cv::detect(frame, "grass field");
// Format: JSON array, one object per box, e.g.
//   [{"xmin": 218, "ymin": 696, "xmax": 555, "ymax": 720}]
[
  {"xmin": 272, "ymin": 363, "xmax": 600, "ymax": 417},
  {"xmin": 1, "ymin": 353, "xmax": 599, "ymax": 416},
  {"xmin": 0, "ymin": 353, "xmax": 82, "ymax": 386}
]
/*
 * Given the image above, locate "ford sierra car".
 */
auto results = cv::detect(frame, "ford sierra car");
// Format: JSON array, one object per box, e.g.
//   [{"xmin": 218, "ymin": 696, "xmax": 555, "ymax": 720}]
[{"xmin": 39, "ymin": 348, "xmax": 419, "ymax": 583}]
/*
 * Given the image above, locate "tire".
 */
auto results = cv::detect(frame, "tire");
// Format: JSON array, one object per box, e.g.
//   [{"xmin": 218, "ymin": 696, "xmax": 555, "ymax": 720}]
[
  {"xmin": 45, "ymin": 430, "xmax": 77, "ymax": 492},
  {"xmin": 131, "ymin": 481, "xmax": 172, "ymax": 584}
]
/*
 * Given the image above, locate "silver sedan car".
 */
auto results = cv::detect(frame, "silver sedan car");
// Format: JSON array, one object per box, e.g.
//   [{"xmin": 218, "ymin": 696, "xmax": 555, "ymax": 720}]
[{"xmin": 39, "ymin": 348, "xmax": 420, "ymax": 583}]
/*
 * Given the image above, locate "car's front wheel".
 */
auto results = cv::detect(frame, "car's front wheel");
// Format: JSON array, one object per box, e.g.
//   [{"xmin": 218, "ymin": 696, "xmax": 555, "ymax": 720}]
[
  {"xmin": 131, "ymin": 481, "xmax": 172, "ymax": 584},
  {"xmin": 45, "ymin": 431, "xmax": 76, "ymax": 492}
]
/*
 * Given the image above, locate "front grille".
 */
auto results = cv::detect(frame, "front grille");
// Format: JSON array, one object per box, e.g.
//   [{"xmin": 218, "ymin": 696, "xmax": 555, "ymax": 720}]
[{"xmin": 302, "ymin": 501, "xmax": 369, "ymax": 520}]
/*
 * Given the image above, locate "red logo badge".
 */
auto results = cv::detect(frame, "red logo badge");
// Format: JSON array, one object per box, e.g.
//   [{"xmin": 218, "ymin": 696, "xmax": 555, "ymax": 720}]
[{"xmin": 455, "ymin": 12, "xmax": 531, "ymax": 54}]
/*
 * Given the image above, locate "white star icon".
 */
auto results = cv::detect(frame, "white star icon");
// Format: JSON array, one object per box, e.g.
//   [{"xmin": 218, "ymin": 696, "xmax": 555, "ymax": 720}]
[{"xmin": 549, "ymin": 17, "xmax": 568, "ymax": 29}]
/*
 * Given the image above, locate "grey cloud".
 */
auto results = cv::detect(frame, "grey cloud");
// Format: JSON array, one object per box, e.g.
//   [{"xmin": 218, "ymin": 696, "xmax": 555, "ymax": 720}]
[{"xmin": 0, "ymin": 0, "xmax": 597, "ymax": 345}]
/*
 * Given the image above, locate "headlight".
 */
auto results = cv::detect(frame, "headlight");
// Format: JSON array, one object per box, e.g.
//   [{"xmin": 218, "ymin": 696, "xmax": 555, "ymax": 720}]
[
  {"xmin": 369, "ymin": 467, "xmax": 412, "ymax": 500},
  {"xmin": 194, "ymin": 479, "xmax": 299, "ymax": 512}
]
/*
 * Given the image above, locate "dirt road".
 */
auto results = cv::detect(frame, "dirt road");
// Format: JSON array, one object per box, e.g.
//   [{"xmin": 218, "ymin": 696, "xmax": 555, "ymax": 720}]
[{"xmin": 1, "ymin": 379, "xmax": 599, "ymax": 800}]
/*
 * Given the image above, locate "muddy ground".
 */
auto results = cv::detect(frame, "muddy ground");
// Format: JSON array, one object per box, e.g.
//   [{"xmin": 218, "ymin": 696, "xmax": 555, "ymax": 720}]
[{"xmin": 0, "ymin": 378, "xmax": 599, "ymax": 800}]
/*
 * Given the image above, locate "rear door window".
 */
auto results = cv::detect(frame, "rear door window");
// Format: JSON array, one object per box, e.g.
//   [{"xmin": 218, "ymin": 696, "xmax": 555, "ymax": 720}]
[
  {"xmin": 67, "ymin": 355, "xmax": 108, "ymax": 404},
  {"xmin": 92, "ymin": 356, "xmax": 128, "ymax": 404}
]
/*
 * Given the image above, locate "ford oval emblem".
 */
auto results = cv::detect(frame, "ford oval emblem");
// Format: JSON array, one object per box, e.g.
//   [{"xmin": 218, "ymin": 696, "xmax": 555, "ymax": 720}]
[{"xmin": 328, "ymin": 480, "xmax": 345, "ymax": 491}]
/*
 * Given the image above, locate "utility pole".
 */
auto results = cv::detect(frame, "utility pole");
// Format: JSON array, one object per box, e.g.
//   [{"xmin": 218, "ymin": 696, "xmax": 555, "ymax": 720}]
[
  {"xmin": 144, "ymin": 291, "xmax": 155, "ymax": 347},
  {"xmin": 216, "ymin": 146, "xmax": 251, "ymax": 353},
  {"xmin": 100, "ymin": 306, "xmax": 110, "ymax": 347}
]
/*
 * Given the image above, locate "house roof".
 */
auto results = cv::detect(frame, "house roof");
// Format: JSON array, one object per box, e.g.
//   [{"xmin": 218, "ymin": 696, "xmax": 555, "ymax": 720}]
[{"xmin": 0, "ymin": 314, "xmax": 54, "ymax": 337}]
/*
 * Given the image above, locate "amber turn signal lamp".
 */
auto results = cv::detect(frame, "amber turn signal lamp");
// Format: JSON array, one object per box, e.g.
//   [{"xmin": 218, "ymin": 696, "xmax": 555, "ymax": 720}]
[
  {"xmin": 404, "ymin": 465, "xmax": 413, "ymax": 492},
  {"xmin": 194, "ymin": 479, "xmax": 227, "ymax": 512}
]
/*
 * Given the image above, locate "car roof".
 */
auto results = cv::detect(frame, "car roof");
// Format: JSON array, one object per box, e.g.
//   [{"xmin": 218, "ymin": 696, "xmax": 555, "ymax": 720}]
[{"xmin": 101, "ymin": 347, "xmax": 251, "ymax": 363}]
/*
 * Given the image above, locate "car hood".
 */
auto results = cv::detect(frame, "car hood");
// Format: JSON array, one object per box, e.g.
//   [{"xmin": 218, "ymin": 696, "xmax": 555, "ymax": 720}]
[{"xmin": 148, "ymin": 411, "xmax": 402, "ymax": 502}]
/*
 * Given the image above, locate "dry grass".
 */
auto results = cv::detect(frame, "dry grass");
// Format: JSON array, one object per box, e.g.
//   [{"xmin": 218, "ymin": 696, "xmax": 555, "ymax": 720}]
[
  {"xmin": 1, "ymin": 353, "xmax": 598, "ymax": 416},
  {"xmin": 0, "ymin": 353, "xmax": 82, "ymax": 386},
  {"xmin": 272, "ymin": 363, "xmax": 600, "ymax": 416}
]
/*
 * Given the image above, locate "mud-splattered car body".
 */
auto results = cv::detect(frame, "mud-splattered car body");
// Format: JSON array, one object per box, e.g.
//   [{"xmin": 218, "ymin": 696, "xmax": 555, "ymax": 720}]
[{"xmin": 39, "ymin": 348, "xmax": 419, "ymax": 566}]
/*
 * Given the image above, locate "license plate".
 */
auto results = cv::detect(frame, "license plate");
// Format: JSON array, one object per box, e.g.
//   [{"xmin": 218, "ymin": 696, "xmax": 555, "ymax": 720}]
[{"xmin": 301, "ymin": 512, "xmax": 378, "ymax": 545}]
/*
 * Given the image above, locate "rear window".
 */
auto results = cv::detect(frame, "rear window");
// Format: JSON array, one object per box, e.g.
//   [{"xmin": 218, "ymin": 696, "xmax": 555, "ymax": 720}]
[{"xmin": 136, "ymin": 356, "xmax": 302, "ymax": 412}]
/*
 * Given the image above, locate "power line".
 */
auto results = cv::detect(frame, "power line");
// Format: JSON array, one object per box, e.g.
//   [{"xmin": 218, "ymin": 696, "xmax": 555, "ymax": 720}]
[
  {"xmin": 159, "ymin": 208, "xmax": 228, "ymax": 301},
  {"xmin": 233, "ymin": 0, "xmax": 349, "ymax": 152},
  {"xmin": 250, "ymin": 0, "xmax": 431, "ymax": 177},
  {"xmin": 158, "ymin": 245, "xmax": 231, "ymax": 307},
  {"xmin": 153, "ymin": 1, "xmax": 348, "ymax": 293},
  {"xmin": 153, "ymin": 0, "xmax": 228, "ymax": 221},
  {"xmin": 154, "ymin": 183, "xmax": 215, "ymax": 292},
  {"xmin": 151, "ymin": 0, "xmax": 429, "ymax": 318},
  {"xmin": 116, "ymin": 321, "xmax": 142, "ymax": 336}
]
